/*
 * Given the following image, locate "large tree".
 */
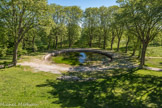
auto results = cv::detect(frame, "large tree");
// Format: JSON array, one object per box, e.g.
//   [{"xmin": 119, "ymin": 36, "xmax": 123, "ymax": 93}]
[
  {"xmin": 83, "ymin": 7, "xmax": 99, "ymax": 47},
  {"xmin": 118, "ymin": 0, "xmax": 162, "ymax": 68},
  {"xmin": 99, "ymin": 6, "xmax": 109, "ymax": 49},
  {"xmin": 0, "ymin": 0, "xmax": 47, "ymax": 65},
  {"xmin": 65, "ymin": 6, "xmax": 82, "ymax": 48}
]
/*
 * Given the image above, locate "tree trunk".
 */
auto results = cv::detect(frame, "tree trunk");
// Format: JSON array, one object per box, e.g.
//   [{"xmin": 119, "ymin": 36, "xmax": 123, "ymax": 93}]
[
  {"xmin": 68, "ymin": 34, "xmax": 71, "ymax": 48},
  {"xmin": 22, "ymin": 39, "xmax": 26, "ymax": 49},
  {"xmin": 55, "ymin": 36, "xmax": 58, "ymax": 49},
  {"xmin": 47, "ymin": 35, "xmax": 51, "ymax": 50},
  {"xmin": 111, "ymin": 37, "xmax": 115, "ymax": 50},
  {"xmin": 89, "ymin": 35, "xmax": 92, "ymax": 48},
  {"xmin": 69, "ymin": 40, "xmax": 72, "ymax": 48},
  {"xmin": 60, "ymin": 36, "xmax": 63, "ymax": 48},
  {"xmin": 125, "ymin": 36, "xmax": 130, "ymax": 53},
  {"xmin": 139, "ymin": 43, "xmax": 147, "ymax": 68},
  {"xmin": 32, "ymin": 36, "xmax": 36, "ymax": 52},
  {"xmin": 68, "ymin": 25, "xmax": 71, "ymax": 48},
  {"xmin": 137, "ymin": 44, "xmax": 142, "ymax": 59},
  {"xmin": 111, "ymin": 31, "xmax": 115, "ymax": 50},
  {"xmin": 98, "ymin": 36, "xmax": 101, "ymax": 48},
  {"xmin": 103, "ymin": 31, "xmax": 107, "ymax": 49},
  {"xmin": 131, "ymin": 46, "xmax": 137, "ymax": 56},
  {"xmin": 48, "ymin": 41, "xmax": 51, "ymax": 50},
  {"xmin": 12, "ymin": 43, "xmax": 19, "ymax": 66},
  {"xmin": 117, "ymin": 38, "xmax": 121, "ymax": 52}
]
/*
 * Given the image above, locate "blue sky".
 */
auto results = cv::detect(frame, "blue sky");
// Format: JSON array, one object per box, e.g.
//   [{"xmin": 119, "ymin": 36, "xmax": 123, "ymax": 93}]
[{"xmin": 48, "ymin": 0, "xmax": 117, "ymax": 10}]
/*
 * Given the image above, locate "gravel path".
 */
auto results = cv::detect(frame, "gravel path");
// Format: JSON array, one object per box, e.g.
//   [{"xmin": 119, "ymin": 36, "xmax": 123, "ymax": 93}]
[{"xmin": 18, "ymin": 58, "xmax": 70, "ymax": 74}]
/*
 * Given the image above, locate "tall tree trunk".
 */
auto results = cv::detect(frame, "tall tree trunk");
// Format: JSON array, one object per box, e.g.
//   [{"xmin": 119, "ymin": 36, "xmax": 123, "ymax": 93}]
[
  {"xmin": 12, "ymin": 43, "xmax": 19, "ymax": 66},
  {"xmin": 103, "ymin": 31, "xmax": 107, "ymax": 49},
  {"xmin": 111, "ymin": 37, "xmax": 115, "ymax": 50},
  {"xmin": 68, "ymin": 32, "xmax": 72, "ymax": 48},
  {"xmin": 22, "ymin": 39, "xmax": 26, "ymax": 49},
  {"xmin": 111, "ymin": 31, "xmax": 115, "ymax": 50},
  {"xmin": 139, "ymin": 43, "xmax": 148, "ymax": 68},
  {"xmin": 55, "ymin": 36, "xmax": 58, "ymax": 49},
  {"xmin": 131, "ymin": 46, "xmax": 137, "ymax": 56},
  {"xmin": 125, "ymin": 36, "xmax": 130, "ymax": 53},
  {"xmin": 137, "ymin": 44, "xmax": 142, "ymax": 59},
  {"xmin": 69, "ymin": 39, "xmax": 71, "ymax": 48},
  {"xmin": 32, "ymin": 36, "xmax": 36, "ymax": 52},
  {"xmin": 68, "ymin": 25, "xmax": 71, "ymax": 48},
  {"xmin": 89, "ymin": 27, "xmax": 92, "ymax": 48},
  {"xmin": 132, "ymin": 39, "xmax": 139, "ymax": 56},
  {"xmin": 89, "ymin": 35, "xmax": 92, "ymax": 48},
  {"xmin": 47, "ymin": 42, "xmax": 50, "ymax": 50},
  {"xmin": 98, "ymin": 36, "xmax": 101, "ymax": 48},
  {"xmin": 60, "ymin": 36, "xmax": 63, "ymax": 48},
  {"xmin": 117, "ymin": 38, "xmax": 121, "ymax": 52}
]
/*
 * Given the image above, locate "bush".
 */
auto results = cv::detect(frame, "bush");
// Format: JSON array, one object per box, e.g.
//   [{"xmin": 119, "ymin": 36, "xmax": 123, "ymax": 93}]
[{"xmin": 0, "ymin": 47, "xmax": 7, "ymax": 57}]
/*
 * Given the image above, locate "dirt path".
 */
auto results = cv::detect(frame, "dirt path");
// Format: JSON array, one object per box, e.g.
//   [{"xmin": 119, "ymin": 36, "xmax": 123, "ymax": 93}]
[
  {"xmin": 146, "ymin": 57, "xmax": 162, "ymax": 59},
  {"xmin": 18, "ymin": 57, "xmax": 70, "ymax": 74}
]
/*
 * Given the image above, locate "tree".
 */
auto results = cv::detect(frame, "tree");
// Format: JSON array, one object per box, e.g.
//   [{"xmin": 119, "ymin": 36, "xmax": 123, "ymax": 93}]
[
  {"xmin": 0, "ymin": 0, "xmax": 47, "ymax": 65},
  {"xmin": 83, "ymin": 7, "xmax": 99, "ymax": 47},
  {"xmin": 65, "ymin": 6, "xmax": 82, "ymax": 48},
  {"xmin": 108, "ymin": 6, "xmax": 120, "ymax": 50},
  {"xmin": 99, "ymin": 6, "xmax": 109, "ymax": 49},
  {"xmin": 118, "ymin": 0, "xmax": 162, "ymax": 68}
]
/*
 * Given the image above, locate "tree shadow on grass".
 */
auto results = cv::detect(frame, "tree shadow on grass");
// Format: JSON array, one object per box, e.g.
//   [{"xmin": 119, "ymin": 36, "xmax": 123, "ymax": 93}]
[{"xmin": 37, "ymin": 68, "xmax": 162, "ymax": 108}]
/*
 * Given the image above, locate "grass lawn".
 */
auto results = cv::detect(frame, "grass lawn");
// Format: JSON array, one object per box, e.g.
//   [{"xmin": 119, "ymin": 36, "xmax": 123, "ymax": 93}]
[
  {"xmin": 0, "ymin": 66, "xmax": 162, "ymax": 108},
  {"xmin": 52, "ymin": 52, "xmax": 81, "ymax": 66},
  {"xmin": 145, "ymin": 58, "xmax": 162, "ymax": 68},
  {"xmin": 0, "ymin": 66, "xmax": 61, "ymax": 108},
  {"xmin": 146, "ymin": 46, "xmax": 162, "ymax": 57},
  {"xmin": 52, "ymin": 56, "xmax": 80, "ymax": 66}
]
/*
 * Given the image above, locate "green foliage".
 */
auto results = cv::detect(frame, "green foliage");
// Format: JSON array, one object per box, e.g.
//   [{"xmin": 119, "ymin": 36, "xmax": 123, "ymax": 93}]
[{"xmin": 0, "ymin": 47, "xmax": 7, "ymax": 57}]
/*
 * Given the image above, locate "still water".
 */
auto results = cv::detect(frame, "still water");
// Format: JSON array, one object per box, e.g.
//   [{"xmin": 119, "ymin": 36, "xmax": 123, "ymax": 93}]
[{"xmin": 79, "ymin": 52, "xmax": 86, "ymax": 63}]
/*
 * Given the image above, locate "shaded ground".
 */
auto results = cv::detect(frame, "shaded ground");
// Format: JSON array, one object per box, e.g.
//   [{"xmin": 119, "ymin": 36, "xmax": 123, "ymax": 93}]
[{"xmin": 37, "ymin": 68, "xmax": 162, "ymax": 108}]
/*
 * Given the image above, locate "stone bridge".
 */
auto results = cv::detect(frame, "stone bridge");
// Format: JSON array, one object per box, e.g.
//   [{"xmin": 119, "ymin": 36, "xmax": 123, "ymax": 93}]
[{"xmin": 45, "ymin": 48, "xmax": 114, "ymax": 61}]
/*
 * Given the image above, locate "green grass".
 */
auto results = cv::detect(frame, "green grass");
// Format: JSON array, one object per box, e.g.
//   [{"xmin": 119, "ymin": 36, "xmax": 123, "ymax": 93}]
[
  {"xmin": 0, "ymin": 66, "xmax": 61, "ymax": 108},
  {"xmin": 134, "ymin": 69, "xmax": 162, "ymax": 77},
  {"xmin": 0, "ymin": 66, "xmax": 162, "ymax": 108},
  {"xmin": 52, "ymin": 56, "xmax": 78, "ymax": 65},
  {"xmin": 111, "ymin": 46, "xmax": 162, "ymax": 57},
  {"xmin": 52, "ymin": 54, "xmax": 81, "ymax": 66},
  {"xmin": 146, "ymin": 46, "xmax": 162, "ymax": 57},
  {"xmin": 145, "ymin": 58, "xmax": 162, "ymax": 68}
]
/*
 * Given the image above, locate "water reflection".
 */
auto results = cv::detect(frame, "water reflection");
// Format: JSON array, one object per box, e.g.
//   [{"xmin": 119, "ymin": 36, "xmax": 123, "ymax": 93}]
[{"xmin": 79, "ymin": 52, "xmax": 86, "ymax": 63}]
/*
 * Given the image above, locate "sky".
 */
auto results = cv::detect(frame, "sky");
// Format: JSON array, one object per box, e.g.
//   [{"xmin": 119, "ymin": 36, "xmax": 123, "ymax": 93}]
[{"xmin": 48, "ymin": 0, "xmax": 117, "ymax": 10}]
